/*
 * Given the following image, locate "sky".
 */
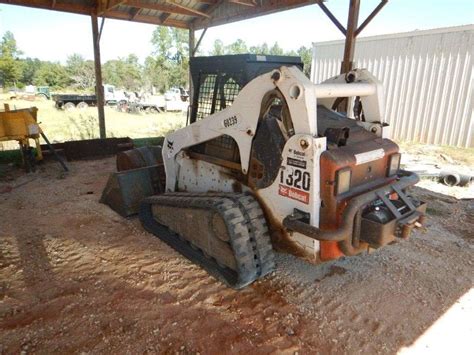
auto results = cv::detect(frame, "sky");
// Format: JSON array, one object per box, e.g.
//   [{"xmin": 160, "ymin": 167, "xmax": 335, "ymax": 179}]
[{"xmin": 0, "ymin": 0, "xmax": 473, "ymax": 63}]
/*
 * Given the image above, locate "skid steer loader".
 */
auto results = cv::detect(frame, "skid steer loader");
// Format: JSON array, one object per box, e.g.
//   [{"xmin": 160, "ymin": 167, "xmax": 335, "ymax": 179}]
[{"xmin": 138, "ymin": 54, "xmax": 426, "ymax": 289}]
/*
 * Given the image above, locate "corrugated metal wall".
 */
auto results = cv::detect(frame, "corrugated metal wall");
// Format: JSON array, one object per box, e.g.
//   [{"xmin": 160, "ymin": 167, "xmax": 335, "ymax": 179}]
[{"xmin": 311, "ymin": 25, "xmax": 474, "ymax": 148}]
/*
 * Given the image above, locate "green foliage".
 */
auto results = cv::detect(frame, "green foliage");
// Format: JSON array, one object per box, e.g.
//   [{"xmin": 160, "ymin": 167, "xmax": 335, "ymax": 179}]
[
  {"xmin": 0, "ymin": 31, "xmax": 21, "ymax": 56},
  {"xmin": 226, "ymin": 39, "xmax": 248, "ymax": 54},
  {"xmin": 103, "ymin": 54, "xmax": 142, "ymax": 91},
  {"xmin": 133, "ymin": 137, "xmax": 165, "ymax": 147},
  {"xmin": 66, "ymin": 53, "xmax": 95, "ymax": 90},
  {"xmin": 143, "ymin": 56, "xmax": 168, "ymax": 93},
  {"xmin": 210, "ymin": 38, "xmax": 313, "ymax": 78},
  {"xmin": 0, "ymin": 31, "xmax": 23, "ymax": 87},
  {"xmin": 0, "ymin": 28, "xmax": 314, "ymax": 90},
  {"xmin": 68, "ymin": 114, "xmax": 99, "ymax": 140},
  {"xmin": 269, "ymin": 42, "xmax": 284, "ymax": 56},
  {"xmin": 249, "ymin": 42, "xmax": 269, "ymax": 55},
  {"xmin": 151, "ymin": 27, "xmax": 173, "ymax": 58},
  {"xmin": 147, "ymin": 26, "xmax": 189, "ymax": 92},
  {"xmin": 21, "ymin": 57, "xmax": 42, "ymax": 85},
  {"xmin": 34, "ymin": 61, "xmax": 71, "ymax": 88},
  {"xmin": 297, "ymin": 46, "xmax": 313, "ymax": 77},
  {"xmin": 211, "ymin": 39, "xmax": 225, "ymax": 56},
  {"xmin": 0, "ymin": 149, "xmax": 23, "ymax": 165}
]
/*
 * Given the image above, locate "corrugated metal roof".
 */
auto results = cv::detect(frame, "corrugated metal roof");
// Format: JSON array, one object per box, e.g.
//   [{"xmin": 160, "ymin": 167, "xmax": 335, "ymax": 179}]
[
  {"xmin": 313, "ymin": 24, "xmax": 474, "ymax": 46},
  {"xmin": 311, "ymin": 25, "xmax": 474, "ymax": 148},
  {"xmin": 0, "ymin": 0, "xmax": 316, "ymax": 29}
]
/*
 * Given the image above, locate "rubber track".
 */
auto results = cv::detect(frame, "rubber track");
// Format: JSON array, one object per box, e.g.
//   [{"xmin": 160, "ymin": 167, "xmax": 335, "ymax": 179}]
[
  {"xmin": 139, "ymin": 193, "xmax": 275, "ymax": 289},
  {"xmin": 164, "ymin": 192, "xmax": 275, "ymax": 278},
  {"xmin": 235, "ymin": 194, "xmax": 275, "ymax": 277}
]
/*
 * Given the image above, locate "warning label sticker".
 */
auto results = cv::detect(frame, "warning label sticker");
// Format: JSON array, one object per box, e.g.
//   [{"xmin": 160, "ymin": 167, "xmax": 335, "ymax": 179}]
[
  {"xmin": 354, "ymin": 148, "xmax": 385, "ymax": 165},
  {"xmin": 287, "ymin": 157, "xmax": 307, "ymax": 169},
  {"xmin": 278, "ymin": 184, "xmax": 310, "ymax": 204}
]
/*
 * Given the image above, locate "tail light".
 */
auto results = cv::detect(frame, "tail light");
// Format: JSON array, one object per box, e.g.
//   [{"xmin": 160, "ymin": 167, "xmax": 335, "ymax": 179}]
[
  {"xmin": 335, "ymin": 167, "xmax": 352, "ymax": 195},
  {"xmin": 388, "ymin": 153, "xmax": 401, "ymax": 176}
]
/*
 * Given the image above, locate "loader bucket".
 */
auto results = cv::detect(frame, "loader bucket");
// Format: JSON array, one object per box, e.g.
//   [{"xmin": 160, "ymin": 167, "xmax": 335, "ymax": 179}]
[{"xmin": 100, "ymin": 165, "xmax": 165, "ymax": 217}]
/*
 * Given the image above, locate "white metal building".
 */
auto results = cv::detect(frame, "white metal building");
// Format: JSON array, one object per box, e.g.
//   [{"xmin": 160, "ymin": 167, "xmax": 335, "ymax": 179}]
[{"xmin": 311, "ymin": 25, "xmax": 473, "ymax": 148}]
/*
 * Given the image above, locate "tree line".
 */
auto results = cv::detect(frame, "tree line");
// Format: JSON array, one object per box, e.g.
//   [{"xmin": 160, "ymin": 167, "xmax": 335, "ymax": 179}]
[{"xmin": 0, "ymin": 27, "xmax": 312, "ymax": 93}]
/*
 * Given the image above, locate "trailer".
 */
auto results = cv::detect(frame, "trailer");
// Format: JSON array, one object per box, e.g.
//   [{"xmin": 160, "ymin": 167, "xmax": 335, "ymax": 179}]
[
  {"xmin": 115, "ymin": 100, "xmax": 163, "ymax": 114},
  {"xmin": 53, "ymin": 94, "xmax": 97, "ymax": 110},
  {"xmin": 53, "ymin": 84, "xmax": 127, "ymax": 110}
]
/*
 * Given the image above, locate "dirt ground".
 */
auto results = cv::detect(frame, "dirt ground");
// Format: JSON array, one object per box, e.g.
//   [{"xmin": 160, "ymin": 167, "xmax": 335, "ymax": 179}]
[{"xmin": 0, "ymin": 155, "xmax": 472, "ymax": 354}]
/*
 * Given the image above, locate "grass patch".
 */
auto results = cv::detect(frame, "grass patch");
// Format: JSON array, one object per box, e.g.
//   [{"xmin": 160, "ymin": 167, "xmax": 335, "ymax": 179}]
[
  {"xmin": 133, "ymin": 137, "xmax": 165, "ymax": 147},
  {"xmin": 0, "ymin": 149, "xmax": 22, "ymax": 165},
  {"xmin": 1, "ymin": 94, "xmax": 186, "ymax": 148},
  {"xmin": 1, "ymin": 95, "xmax": 185, "ymax": 166},
  {"xmin": 399, "ymin": 141, "xmax": 474, "ymax": 166}
]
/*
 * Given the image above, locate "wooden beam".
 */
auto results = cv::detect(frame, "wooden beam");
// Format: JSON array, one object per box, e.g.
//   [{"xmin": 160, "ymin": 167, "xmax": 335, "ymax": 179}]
[
  {"xmin": 355, "ymin": 0, "xmax": 388, "ymax": 36},
  {"xmin": 0, "ymin": 0, "xmax": 191, "ymax": 28},
  {"xmin": 98, "ymin": 0, "xmax": 127, "ymax": 16},
  {"xmin": 163, "ymin": 18, "xmax": 190, "ymax": 28},
  {"xmin": 98, "ymin": 16, "xmax": 106, "ymax": 41},
  {"xmin": 193, "ymin": 27, "xmax": 207, "ymax": 56},
  {"xmin": 129, "ymin": 7, "xmax": 141, "ymax": 20},
  {"xmin": 0, "ymin": 0, "xmax": 93, "ymax": 15},
  {"xmin": 161, "ymin": 12, "xmax": 172, "ymax": 24},
  {"xmin": 193, "ymin": 0, "xmax": 310, "ymax": 29},
  {"xmin": 167, "ymin": 1, "xmax": 211, "ymax": 18},
  {"xmin": 125, "ymin": 0, "xmax": 209, "ymax": 18},
  {"xmin": 106, "ymin": 9, "xmax": 190, "ymax": 28},
  {"xmin": 91, "ymin": 13, "xmax": 106, "ymax": 139},
  {"xmin": 166, "ymin": 0, "xmax": 210, "ymax": 18},
  {"xmin": 228, "ymin": 0, "xmax": 256, "ymax": 7},
  {"xmin": 316, "ymin": 0, "xmax": 346, "ymax": 36},
  {"xmin": 195, "ymin": 0, "xmax": 224, "ymax": 22},
  {"xmin": 97, "ymin": 0, "xmax": 106, "ymax": 14}
]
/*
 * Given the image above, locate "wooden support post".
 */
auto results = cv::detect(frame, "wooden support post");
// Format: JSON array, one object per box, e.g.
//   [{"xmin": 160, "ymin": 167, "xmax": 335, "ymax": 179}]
[
  {"xmin": 316, "ymin": 0, "xmax": 388, "ymax": 114},
  {"xmin": 188, "ymin": 28, "xmax": 195, "ymax": 115},
  {"xmin": 91, "ymin": 13, "xmax": 106, "ymax": 139},
  {"xmin": 337, "ymin": 0, "xmax": 360, "ymax": 114},
  {"xmin": 341, "ymin": 0, "xmax": 360, "ymax": 74},
  {"xmin": 193, "ymin": 27, "xmax": 207, "ymax": 56}
]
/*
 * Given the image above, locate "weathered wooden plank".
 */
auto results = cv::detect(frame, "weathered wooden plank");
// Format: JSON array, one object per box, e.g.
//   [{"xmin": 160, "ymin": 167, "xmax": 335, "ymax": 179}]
[{"xmin": 124, "ymin": 0, "xmax": 209, "ymax": 18}]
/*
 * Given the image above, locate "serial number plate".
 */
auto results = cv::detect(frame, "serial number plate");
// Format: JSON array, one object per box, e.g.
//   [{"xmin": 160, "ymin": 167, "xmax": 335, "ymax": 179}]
[{"xmin": 223, "ymin": 115, "xmax": 238, "ymax": 128}]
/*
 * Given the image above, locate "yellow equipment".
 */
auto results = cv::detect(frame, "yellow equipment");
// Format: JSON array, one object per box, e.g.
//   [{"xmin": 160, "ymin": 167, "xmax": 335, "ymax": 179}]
[{"xmin": 0, "ymin": 104, "xmax": 43, "ymax": 170}]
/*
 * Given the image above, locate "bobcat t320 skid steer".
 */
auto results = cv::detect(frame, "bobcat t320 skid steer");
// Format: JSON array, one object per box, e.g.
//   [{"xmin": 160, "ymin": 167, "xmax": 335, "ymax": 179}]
[{"xmin": 139, "ymin": 55, "xmax": 426, "ymax": 289}]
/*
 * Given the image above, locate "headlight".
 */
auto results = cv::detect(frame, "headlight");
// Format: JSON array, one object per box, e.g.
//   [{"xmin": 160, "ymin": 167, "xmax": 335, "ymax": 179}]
[
  {"xmin": 335, "ymin": 167, "xmax": 352, "ymax": 195},
  {"xmin": 388, "ymin": 153, "xmax": 401, "ymax": 176}
]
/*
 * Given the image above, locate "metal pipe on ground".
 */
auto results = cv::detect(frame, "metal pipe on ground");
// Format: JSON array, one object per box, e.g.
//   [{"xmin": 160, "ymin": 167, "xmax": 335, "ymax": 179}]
[{"xmin": 440, "ymin": 172, "xmax": 473, "ymax": 187}]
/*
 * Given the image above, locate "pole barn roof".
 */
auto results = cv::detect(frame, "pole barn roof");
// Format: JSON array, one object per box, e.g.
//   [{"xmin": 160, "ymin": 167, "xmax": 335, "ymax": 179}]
[{"xmin": 0, "ymin": 0, "xmax": 316, "ymax": 29}]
